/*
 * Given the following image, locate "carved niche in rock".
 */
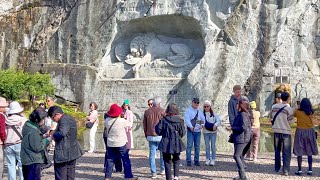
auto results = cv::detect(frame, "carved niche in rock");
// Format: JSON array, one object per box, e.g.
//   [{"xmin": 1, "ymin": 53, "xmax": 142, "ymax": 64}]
[{"xmin": 115, "ymin": 33, "xmax": 195, "ymax": 78}]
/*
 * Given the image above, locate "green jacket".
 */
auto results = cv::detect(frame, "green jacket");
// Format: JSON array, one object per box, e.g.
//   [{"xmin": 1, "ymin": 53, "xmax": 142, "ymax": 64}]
[{"xmin": 21, "ymin": 121, "xmax": 50, "ymax": 165}]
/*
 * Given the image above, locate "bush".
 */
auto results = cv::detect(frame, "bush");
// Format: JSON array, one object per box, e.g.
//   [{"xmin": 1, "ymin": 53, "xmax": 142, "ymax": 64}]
[{"xmin": 0, "ymin": 69, "xmax": 54, "ymax": 100}]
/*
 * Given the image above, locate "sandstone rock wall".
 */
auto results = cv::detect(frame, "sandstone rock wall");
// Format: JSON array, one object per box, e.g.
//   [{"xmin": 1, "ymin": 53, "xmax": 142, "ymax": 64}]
[{"xmin": 1, "ymin": 0, "xmax": 320, "ymax": 120}]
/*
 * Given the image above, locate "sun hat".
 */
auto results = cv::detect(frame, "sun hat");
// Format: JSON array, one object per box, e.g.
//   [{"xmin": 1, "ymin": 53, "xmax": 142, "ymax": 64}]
[
  {"xmin": 123, "ymin": 99, "xmax": 130, "ymax": 105},
  {"xmin": 203, "ymin": 100, "xmax": 211, "ymax": 106},
  {"xmin": 0, "ymin": 97, "xmax": 8, "ymax": 107},
  {"xmin": 250, "ymin": 101, "xmax": 257, "ymax": 109},
  {"xmin": 7, "ymin": 101, "xmax": 24, "ymax": 115},
  {"xmin": 108, "ymin": 104, "xmax": 123, "ymax": 117}
]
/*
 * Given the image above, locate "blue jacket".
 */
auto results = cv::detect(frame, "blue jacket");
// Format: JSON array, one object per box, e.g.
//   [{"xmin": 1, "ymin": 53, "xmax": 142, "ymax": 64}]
[
  {"xmin": 228, "ymin": 95, "xmax": 239, "ymax": 126},
  {"xmin": 184, "ymin": 106, "xmax": 205, "ymax": 132}
]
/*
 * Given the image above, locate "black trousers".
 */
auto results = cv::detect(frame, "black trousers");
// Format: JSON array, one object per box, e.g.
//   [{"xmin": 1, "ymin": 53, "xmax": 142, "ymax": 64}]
[
  {"xmin": 23, "ymin": 163, "xmax": 41, "ymax": 180},
  {"xmin": 54, "ymin": 159, "xmax": 76, "ymax": 180},
  {"xmin": 163, "ymin": 153, "xmax": 180, "ymax": 180}
]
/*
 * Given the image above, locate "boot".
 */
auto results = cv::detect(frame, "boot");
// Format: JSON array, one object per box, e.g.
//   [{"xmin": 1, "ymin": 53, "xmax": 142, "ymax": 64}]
[{"xmin": 239, "ymin": 170, "xmax": 248, "ymax": 180}]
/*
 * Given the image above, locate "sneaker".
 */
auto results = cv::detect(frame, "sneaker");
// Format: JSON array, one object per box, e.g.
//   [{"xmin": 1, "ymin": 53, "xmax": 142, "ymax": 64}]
[
  {"xmin": 307, "ymin": 170, "xmax": 312, "ymax": 176},
  {"xmin": 210, "ymin": 160, "xmax": 215, "ymax": 166},
  {"xmin": 283, "ymin": 171, "xmax": 289, "ymax": 176},
  {"xmin": 186, "ymin": 161, "xmax": 192, "ymax": 166},
  {"xmin": 253, "ymin": 158, "xmax": 257, "ymax": 162},
  {"xmin": 87, "ymin": 150, "xmax": 94, "ymax": 153},
  {"xmin": 194, "ymin": 161, "xmax": 200, "ymax": 166},
  {"xmin": 173, "ymin": 176, "xmax": 179, "ymax": 180},
  {"xmin": 295, "ymin": 171, "xmax": 302, "ymax": 176},
  {"xmin": 151, "ymin": 173, "xmax": 157, "ymax": 179},
  {"xmin": 205, "ymin": 159, "xmax": 210, "ymax": 166},
  {"xmin": 160, "ymin": 170, "xmax": 165, "ymax": 175},
  {"xmin": 249, "ymin": 157, "xmax": 253, "ymax": 161}
]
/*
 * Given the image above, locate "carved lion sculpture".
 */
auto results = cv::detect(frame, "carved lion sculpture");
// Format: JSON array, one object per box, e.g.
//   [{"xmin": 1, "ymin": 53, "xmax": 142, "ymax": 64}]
[{"xmin": 115, "ymin": 33, "xmax": 195, "ymax": 78}]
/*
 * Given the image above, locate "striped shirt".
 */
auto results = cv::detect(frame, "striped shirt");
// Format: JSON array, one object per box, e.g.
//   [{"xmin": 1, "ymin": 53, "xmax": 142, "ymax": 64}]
[{"xmin": 271, "ymin": 103, "xmax": 294, "ymax": 135}]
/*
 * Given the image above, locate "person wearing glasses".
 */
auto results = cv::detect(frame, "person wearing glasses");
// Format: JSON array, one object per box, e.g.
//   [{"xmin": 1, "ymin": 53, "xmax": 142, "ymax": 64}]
[
  {"xmin": 184, "ymin": 98, "xmax": 205, "ymax": 166},
  {"xmin": 147, "ymin": 99, "xmax": 154, "ymax": 108},
  {"xmin": 202, "ymin": 100, "xmax": 221, "ymax": 166},
  {"xmin": 48, "ymin": 106, "xmax": 83, "ymax": 180}
]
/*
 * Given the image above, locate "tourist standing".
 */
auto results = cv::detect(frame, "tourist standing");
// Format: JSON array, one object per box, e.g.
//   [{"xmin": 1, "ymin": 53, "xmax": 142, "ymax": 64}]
[
  {"xmin": 228, "ymin": 85, "xmax": 242, "ymax": 126},
  {"xmin": 48, "ymin": 106, "xmax": 84, "ymax": 180},
  {"xmin": 104, "ymin": 104, "xmax": 137, "ymax": 180},
  {"xmin": 202, "ymin": 100, "xmax": 221, "ymax": 166},
  {"xmin": 5, "ymin": 101, "xmax": 27, "ymax": 180},
  {"xmin": 293, "ymin": 98, "xmax": 318, "ymax": 176},
  {"xmin": 0, "ymin": 97, "xmax": 8, "ymax": 179},
  {"xmin": 271, "ymin": 92, "xmax": 294, "ymax": 176},
  {"xmin": 147, "ymin": 99, "xmax": 154, "ymax": 108},
  {"xmin": 143, "ymin": 97, "xmax": 165, "ymax": 178},
  {"xmin": 86, "ymin": 102, "xmax": 99, "ymax": 153},
  {"xmin": 185, "ymin": 98, "xmax": 205, "ymax": 166},
  {"xmin": 155, "ymin": 103, "xmax": 186, "ymax": 180},
  {"xmin": 122, "ymin": 99, "xmax": 134, "ymax": 150},
  {"xmin": 21, "ymin": 108, "xmax": 51, "ymax": 180},
  {"xmin": 247, "ymin": 101, "xmax": 261, "ymax": 162},
  {"xmin": 231, "ymin": 99, "xmax": 251, "ymax": 180}
]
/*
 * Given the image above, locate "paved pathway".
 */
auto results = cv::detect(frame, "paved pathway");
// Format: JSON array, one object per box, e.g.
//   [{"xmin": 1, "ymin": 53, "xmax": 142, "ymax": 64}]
[{"xmin": 4, "ymin": 150, "xmax": 320, "ymax": 179}]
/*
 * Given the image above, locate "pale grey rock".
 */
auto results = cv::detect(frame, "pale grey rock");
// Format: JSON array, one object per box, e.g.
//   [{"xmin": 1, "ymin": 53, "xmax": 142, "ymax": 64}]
[{"xmin": 0, "ymin": 0, "xmax": 320, "ymax": 130}]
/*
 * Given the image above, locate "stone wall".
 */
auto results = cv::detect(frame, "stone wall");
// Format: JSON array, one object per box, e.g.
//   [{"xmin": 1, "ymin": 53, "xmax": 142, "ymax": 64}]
[{"xmin": 1, "ymin": 0, "xmax": 320, "ymax": 121}]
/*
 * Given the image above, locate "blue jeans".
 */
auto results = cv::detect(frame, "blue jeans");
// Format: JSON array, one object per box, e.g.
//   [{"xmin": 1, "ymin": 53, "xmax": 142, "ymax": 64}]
[
  {"xmin": 148, "ymin": 140, "xmax": 164, "ymax": 174},
  {"xmin": 186, "ymin": 130, "xmax": 201, "ymax": 162},
  {"xmin": 204, "ymin": 133, "xmax": 217, "ymax": 160},
  {"xmin": 274, "ymin": 133, "xmax": 291, "ymax": 173},
  {"xmin": 5, "ymin": 143, "xmax": 23, "ymax": 180},
  {"xmin": 105, "ymin": 145, "xmax": 133, "ymax": 178}
]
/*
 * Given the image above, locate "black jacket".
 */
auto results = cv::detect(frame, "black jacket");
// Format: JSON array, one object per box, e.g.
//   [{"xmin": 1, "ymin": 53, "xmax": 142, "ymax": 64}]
[
  {"xmin": 231, "ymin": 112, "xmax": 251, "ymax": 144},
  {"xmin": 155, "ymin": 116, "xmax": 186, "ymax": 154},
  {"xmin": 53, "ymin": 114, "xmax": 84, "ymax": 163}
]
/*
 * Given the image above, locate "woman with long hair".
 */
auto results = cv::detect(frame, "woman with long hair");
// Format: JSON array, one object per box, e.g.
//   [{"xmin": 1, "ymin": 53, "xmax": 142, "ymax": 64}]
[
  {"xmin": 121, "ymin": 99, "xmax": 134, "ymax": 150},
  {"xmin": 155, "ymin": 103, "xmax": 186, "ymax": 180},
  {"xmin": 231, "ymin": 99, "xmax": 251, "ymax": 180},
  {"xmin": 202, "ymin": 100, "xmax": 221, "ymax": 166},
  {"xmin": 293, "ymin": 98, "xmax": 318, "ymax": 176}
]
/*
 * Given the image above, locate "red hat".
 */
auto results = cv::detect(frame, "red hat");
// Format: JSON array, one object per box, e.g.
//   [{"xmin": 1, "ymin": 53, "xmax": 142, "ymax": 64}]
[{"xmin": 108, "ymin": 104, "xmax": 122, "ymax": 117}]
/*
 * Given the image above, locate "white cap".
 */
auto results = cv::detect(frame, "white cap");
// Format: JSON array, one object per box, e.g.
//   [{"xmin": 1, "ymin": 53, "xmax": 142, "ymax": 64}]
[
  {"xmin": 204, "ymin": 100, "xmax": 211, "ymax": 106},
  {"xmin": 7, "ymin": 101, "xmax": 24, "ymax": 115}
]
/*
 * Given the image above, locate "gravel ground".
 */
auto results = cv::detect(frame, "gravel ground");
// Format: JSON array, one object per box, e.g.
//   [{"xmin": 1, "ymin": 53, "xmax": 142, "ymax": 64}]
[{"xmin": 3, "ymin": 150, "xmax": 320, "ymax": 179}]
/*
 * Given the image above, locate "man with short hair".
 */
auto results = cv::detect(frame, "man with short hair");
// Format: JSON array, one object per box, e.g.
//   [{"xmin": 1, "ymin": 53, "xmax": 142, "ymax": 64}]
[
  {"xmin": 228, "ymin": 85, "xmax": 242, "ymax": 126},
  {"xmin": 147, "ymin": 99, "xmax": 153, "ymax": 108},
  {"xmin": 271, "ymin": 92, "xmax": 294, "ymax": 176},
  {"xmin": 143, "ymin": 97, "xmax": 165, "ymax": 178},
  {"xmin": 48, "ymin": 106, "xmax": 84, "ymax": 180},
  {"xmin": 185, "ymin": 98, "xmax": 205, "ymax": 166}
]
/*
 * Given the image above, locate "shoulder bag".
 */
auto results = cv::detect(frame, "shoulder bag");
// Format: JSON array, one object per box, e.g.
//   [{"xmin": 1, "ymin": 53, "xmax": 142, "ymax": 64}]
[{"xmin": 187, "ymin": 110, "xmax": 198, "ymax": 131}]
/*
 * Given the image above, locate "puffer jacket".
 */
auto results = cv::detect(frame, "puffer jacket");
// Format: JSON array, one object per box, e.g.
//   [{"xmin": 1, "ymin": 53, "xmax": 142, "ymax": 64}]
[
  {"xmin": 21, "ymin": 121, "xmax": 50, "ymax": 165},
  {"xmin": 155, "ymin": 115, "xmax": 186, "ymax": 154},
  {"xmin": 231, "ymin": 112, "xmax": 251, "ymax": 144}
]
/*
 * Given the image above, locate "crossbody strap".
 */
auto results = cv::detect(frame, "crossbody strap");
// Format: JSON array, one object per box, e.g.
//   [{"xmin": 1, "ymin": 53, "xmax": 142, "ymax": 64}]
[
  {"xmin": 107, "ymin": 118, "xmax": 118, "ymax": 134},
  {"xmin": 272, "ymin": 106, "xmax": 286, "ymax": 125},
  {"xmin": 9, "ymin": 125, "xmax": 23, "ymax": 140}
]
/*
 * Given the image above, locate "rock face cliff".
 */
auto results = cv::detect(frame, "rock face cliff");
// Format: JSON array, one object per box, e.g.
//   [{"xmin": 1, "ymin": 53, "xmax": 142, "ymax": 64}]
[{"xmin": 1, "ymin": 0, "xmax": 320, "ymax": 120}]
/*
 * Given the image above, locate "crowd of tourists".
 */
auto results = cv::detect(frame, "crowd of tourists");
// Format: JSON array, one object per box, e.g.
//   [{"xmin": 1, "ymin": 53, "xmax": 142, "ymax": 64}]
[{"xmin": 0, "ymin": 84, "xmax": 319, "ymax": 180}]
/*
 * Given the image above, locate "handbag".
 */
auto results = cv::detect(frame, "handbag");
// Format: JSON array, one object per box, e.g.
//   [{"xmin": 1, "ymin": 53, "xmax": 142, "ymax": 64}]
[
  {"xmin": 86, "ymin": 119, "xmax": 97, "ymax": 129},
  {"xmin": 204, "ymin": 113, "xmax": 215, "ymax": 131},
  {"xmin": 187, "ymin": 111, "xmax": 198, "ymax": 131},
  {"xmin": 228, "ymin": 133, "xmax": 234, "ymax": 143}
]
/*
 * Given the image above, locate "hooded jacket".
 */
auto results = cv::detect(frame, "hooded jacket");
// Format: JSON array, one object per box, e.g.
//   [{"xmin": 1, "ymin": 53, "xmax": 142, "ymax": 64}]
[
  {"xmin": 155, "ymin": 115, "xmax": 186, "ymax": 154},
  {"xmin": 5, "ymin": 114, "xmax": 27, "ymax": 146}
]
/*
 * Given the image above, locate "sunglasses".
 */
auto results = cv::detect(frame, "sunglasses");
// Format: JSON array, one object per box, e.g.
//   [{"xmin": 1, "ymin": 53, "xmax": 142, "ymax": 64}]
[
  {"xmin": 204, "ymin": 105, "xmax": 210, "ymax": 108},
  {"xmin": 148, "ymin": 103, "xmax": 153, "ymax": 106},
  {"xmin": 193, "ymin": 102, "xmax": 200, "ymax": 104}
]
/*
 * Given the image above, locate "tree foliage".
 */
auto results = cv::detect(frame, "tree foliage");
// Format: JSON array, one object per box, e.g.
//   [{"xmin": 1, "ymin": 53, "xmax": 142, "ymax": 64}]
[{"xmin": 0, "ymin": 69, "xmax": 55, "ymax": 100}]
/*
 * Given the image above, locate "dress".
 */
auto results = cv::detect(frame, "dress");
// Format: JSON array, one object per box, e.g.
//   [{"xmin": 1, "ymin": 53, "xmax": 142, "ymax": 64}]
[{"xmin": 124, "ymin": 109, "xmax": 134, "ymax": 149}]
